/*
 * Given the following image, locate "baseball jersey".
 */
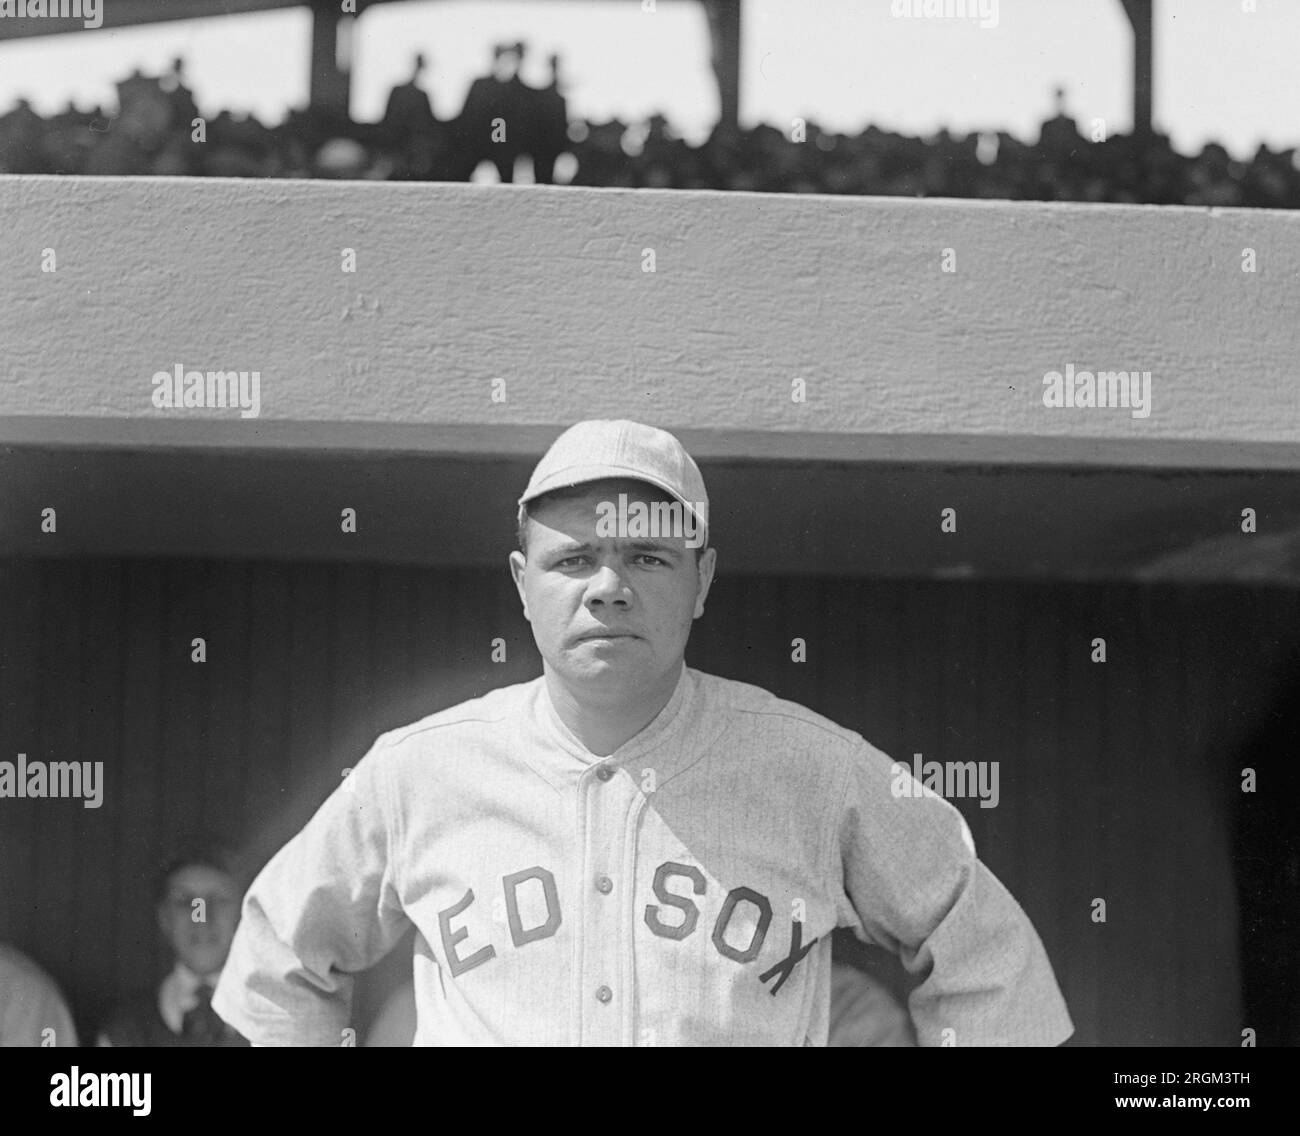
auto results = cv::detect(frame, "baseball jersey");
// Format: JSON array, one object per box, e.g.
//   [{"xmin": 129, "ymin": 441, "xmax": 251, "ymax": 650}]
[
  {"xmin": 212, "ymin": 666, "xmax": 1074, "ymax": 1047},
  {"xmin": 0, "ymin": 945, "xmax": 78, "ymax": 1048}
]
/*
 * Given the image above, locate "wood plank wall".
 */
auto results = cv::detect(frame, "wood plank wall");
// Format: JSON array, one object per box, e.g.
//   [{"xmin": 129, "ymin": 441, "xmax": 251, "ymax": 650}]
[{"xmin": 1, "ymin": 558, "xmax": 1295, "ymax": 1046}]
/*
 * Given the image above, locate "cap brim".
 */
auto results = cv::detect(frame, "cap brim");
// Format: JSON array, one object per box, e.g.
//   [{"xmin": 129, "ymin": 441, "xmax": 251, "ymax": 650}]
[{"xmin": 517, "ymin": 466, "xmax": 707, "ymax": 533}]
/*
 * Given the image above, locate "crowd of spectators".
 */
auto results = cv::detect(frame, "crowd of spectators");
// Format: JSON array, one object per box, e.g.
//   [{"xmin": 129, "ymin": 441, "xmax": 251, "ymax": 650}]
[{"xmin": 3, "ymin": 42, "xmax": 1298, "ymax": 209}]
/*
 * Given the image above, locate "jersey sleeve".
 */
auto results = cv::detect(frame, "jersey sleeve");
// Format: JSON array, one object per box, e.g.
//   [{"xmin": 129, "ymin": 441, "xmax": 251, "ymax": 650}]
[
  {"xmin": 212, "ymin": 738, "xmax": 411, "ymax": 1046},
  {"xmin": 0, "ymin": 957, "xmax": 79, "ymax": 1048},
  {"xmin": 834, "ymin": 743, "xmax": 1074, "ymax": 1047}
]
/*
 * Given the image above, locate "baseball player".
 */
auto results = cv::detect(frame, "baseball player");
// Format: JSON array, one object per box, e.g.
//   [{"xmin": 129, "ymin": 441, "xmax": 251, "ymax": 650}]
[{"xmin": 213, "ymin": 419, "xmax": 1073, "ymax": 1046}]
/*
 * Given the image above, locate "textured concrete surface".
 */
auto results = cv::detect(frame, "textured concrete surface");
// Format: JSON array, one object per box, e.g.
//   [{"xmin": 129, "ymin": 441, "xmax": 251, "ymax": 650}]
[{"xmin": 3, "ymin": 175, "xmax": 1298, "ymax": 467}]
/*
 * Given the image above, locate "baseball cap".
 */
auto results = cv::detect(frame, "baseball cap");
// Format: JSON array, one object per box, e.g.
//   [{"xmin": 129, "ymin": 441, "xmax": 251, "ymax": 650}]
[{"xmin": 517, "ymin": 419, "xmax": 709, "ymax": 542}]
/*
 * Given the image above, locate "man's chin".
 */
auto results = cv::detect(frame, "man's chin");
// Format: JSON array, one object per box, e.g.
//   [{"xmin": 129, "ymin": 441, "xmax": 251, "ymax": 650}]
[
  {"xmin": 550, "ymin": 651, "xmax": 653, "ymax": 688},
  {"xmin": 180, "ymin": 952, "xmax": 228, "ymax": 977}
]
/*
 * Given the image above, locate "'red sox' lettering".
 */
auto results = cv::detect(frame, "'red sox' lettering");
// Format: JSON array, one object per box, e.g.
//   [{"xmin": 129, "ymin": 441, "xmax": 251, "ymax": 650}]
[{"xmin": 437, "ymin": 859, "xmax": 816, "ymax": 993}]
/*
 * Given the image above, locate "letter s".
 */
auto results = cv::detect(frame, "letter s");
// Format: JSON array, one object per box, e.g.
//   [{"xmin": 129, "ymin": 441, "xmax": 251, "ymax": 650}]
[{"xmin": 644, "ymin": 861, "xmax": 705, "ymax": 940}]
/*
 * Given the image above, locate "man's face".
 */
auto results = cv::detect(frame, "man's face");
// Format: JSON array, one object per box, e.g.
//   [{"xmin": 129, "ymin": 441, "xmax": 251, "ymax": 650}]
[
  {"xmin": 493, "ymin": 49, "xmax": 520, "ymax": 81},
  {"xmin": 156, "ymin": 865, "xmax": 242, "ymax": 978},
  {"xmin": 509, "ymin": 479, "xmax": 716, "ymax": 701}
]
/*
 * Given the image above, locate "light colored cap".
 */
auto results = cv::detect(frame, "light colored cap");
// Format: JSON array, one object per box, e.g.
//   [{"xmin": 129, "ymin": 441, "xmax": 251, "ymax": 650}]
[{"xmin": 517, "ymin": 419, "xmax": 709, "ymax": 538}]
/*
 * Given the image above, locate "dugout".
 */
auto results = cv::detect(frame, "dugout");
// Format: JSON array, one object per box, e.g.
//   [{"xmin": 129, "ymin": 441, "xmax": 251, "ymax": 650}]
[{"xmin": 2, "ymin": 176, "xmax": 1299, "ymax": 1046}]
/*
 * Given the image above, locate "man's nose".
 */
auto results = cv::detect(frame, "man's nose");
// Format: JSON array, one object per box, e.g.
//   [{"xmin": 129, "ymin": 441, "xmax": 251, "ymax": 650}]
[{"xmin": 584, "ymin": 563, "xmax": 631, "ymax": 607}]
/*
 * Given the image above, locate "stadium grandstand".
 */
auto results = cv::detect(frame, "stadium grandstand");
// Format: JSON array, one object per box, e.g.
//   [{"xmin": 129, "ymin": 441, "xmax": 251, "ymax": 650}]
[{"xmin": 2, "ymin": 0, "xmax": 1297, "ymax": 206}]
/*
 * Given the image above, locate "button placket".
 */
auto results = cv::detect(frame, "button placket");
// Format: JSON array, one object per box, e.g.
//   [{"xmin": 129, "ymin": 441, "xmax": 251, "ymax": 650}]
[{"xmin": 581, "ymin": 761, "xmax": 626, "ymax": 1042}]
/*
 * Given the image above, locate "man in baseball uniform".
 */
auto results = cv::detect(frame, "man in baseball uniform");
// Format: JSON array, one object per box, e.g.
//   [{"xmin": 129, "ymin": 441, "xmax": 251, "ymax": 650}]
[{"xmin": 213, "ymin": 419, "xmax": 1073, "ymax": 1046}]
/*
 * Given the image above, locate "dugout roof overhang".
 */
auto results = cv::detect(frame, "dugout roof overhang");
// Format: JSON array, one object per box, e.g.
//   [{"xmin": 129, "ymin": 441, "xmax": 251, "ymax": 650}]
[{"xmin": 3, "ymin": 175, "xmax": 1299, "ymax": 582}]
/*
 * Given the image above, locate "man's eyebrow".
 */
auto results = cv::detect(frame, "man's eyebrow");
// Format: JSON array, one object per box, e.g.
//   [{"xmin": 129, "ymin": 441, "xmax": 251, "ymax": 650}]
[
  {"xmin": 541, "ymin": 539, "xmax": 682, "ymax": 559},
  {"xmin": 628, "ymin": 541, "xmax": 682, "ymax": 558},
  {"xmin": 543, "ymin": 541, "xmax": 592, "ymax": 558}
]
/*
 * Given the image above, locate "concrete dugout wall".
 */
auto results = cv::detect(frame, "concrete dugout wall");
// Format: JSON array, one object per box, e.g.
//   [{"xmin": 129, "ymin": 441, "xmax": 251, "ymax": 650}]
[{"xmin": 2, "ymin": 175, "xmax": 1299, "ymax": 468}]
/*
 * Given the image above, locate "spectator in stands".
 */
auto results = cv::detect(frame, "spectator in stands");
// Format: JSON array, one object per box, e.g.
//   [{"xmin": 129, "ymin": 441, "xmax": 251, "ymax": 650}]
[
  {"xmin": 205, "ymin": 109, "xmax": 280, "ymax": 179},
  {"xmin": 7, "ymin": 53, "xmax": 1300, "ymax": 210},
  {"xmin": 498, "ymin": 41, "xmax": 535, "ymax": 181},
  {"xmin": 380, "ymin": 52, "xmax": 450, "ymax": 181},
  {"xmin": 382, "ymin": 52, "xmax": 437, "ymax": 141},
  {"xmin": 98, "ymin": 848, "xmax": 249, "ymax": 1047},
  {"xmin": 570, "ymin": 117, "xmax": 634, "ymax": 188},
  {"xmin": 528, "ymin": 52, "xmax": 570, "ymax": 185},
  {"xmin": 0, "ymin": 944, "xmax": 78, "ymax": 1047},
  {"xmin": 160, "ymin": 56, "xmax": 200, "ymax": 134},
  {"xmin": 82, "ymin": 68, "xmax": 169, "ymax": 176},
  {"xmin": 454, "ymin": 42, "xmax": 519, "ymax": 181},
  {"xmin": 1038, "ymin": 87, "xmax": 1082, "ymax": 155},
  {"xmin": 0, "ymin": 98, "xmax": 46, "ymax": 174}
]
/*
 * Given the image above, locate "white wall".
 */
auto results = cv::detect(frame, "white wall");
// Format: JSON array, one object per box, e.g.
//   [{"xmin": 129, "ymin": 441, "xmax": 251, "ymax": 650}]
[{"xmin": 3, "ymin": 175, "xmax": 1298, "ymax": 469}]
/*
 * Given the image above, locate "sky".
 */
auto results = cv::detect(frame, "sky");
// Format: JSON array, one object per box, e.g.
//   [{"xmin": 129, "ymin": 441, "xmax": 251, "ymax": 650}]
[{"xmin": 0, "ymin": 0, "xmax": 1296, "ymax": 158}]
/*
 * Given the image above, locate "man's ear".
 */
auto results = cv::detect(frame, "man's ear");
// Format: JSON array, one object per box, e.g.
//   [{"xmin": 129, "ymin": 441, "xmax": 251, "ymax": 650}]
[
  {"xmin": 509, "ymin": 551, "xmax": 531, "ymax": 622},
  {"xmin": 693, "ymin": 546, "xmax": 717, "ymax": 620}
]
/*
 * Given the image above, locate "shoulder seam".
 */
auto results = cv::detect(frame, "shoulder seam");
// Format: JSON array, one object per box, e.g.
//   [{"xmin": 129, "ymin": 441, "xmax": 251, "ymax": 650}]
[
  {"xmin": 713, "ymin": 701, "xmax": 863, "ymax": 747},
  {"xmin": 378, "ymin": 710, "xmax": 514, "ymax": 748},
  {"xmin": 823, "ymin": 749, "xmax": 854, "ymax": 901}
]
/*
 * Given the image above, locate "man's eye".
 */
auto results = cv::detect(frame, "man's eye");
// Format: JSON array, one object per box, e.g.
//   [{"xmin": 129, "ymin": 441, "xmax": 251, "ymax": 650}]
[
  {"xmin": 635, "ymin": 555, "xmax": 666, "ymax": 567},
  {"xmin": 555, "ymin": 556, "xmax": 588, "ymax": 568}
]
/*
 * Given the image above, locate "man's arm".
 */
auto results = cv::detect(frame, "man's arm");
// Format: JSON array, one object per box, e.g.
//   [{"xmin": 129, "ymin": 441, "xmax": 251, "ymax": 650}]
[
  {"xmin": 0, "ymin": 960, "xmax": 79, "ymax": 1048},
  {"xmin": 835, "ymin": 744, "xmax": 1073, "ymax": 1047},
  {"xmin": 212, "ymin": 741, "xmax": 411, "ymax": 1046}
]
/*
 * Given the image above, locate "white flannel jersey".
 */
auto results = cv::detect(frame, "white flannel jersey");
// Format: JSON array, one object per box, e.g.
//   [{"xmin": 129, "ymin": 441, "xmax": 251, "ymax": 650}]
[{"xmin": 212, "ymin": 666, "xmax": 1073, "ymax": 1047}]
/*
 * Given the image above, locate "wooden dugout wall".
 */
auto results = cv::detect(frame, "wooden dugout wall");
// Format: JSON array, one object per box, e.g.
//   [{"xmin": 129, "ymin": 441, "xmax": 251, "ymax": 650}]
[{"xmin": 0, "ymin": 557, "xmax": 1294, "ymax": 1046}]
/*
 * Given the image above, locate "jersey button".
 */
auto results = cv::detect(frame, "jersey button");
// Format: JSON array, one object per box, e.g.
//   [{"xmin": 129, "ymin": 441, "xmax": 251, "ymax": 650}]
[
  {"xmin": 596, "ymin": 985, "xmax": 613, "ymax": 1004},
  {"xmin": 595, "ymin": 875, "xmax": 613, "ymax": 894},
  {"xmin": 596, "ymin": 765, "xmax": 613, "ymax": 782}
]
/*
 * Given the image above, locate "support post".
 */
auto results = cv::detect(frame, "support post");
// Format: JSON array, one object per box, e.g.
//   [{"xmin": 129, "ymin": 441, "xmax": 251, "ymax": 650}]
[
  {"xmin": 309, "ymin": 0, "xmax": 352, "ymax": 118},
  {"xmin": 702, "ymin": 0, "xmax": 742, "ymax": 132},
  {"xmin": 1119, "ymin": 0, "xmax": 1154, "ymax": 138}
]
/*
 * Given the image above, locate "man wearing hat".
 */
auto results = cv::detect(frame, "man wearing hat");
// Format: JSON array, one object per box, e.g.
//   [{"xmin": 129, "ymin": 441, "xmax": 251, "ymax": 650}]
[{"xmin": 214, "ymin": 419, "xmax": 1072, "ymax": 1046}]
